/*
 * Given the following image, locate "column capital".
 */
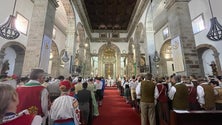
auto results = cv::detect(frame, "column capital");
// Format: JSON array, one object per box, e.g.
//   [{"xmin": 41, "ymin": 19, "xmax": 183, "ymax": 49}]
[{"xmin": 165, "ymin": 0, "xmax": 190, "ymax": 9}]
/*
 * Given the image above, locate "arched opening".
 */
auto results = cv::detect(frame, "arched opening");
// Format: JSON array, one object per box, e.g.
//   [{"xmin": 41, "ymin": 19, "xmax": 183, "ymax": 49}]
[
  {"xmin": 197, "ymin": 44, "xmax": 222, "ymax": 76},
  {"xmin": 159, "ymin": 39, "xmax": 174, "ymax": 76},
  {"xmin": 1, "ymin": 42, "xmax": 26, "ymax": 76},
  {"xmin": 98, "ymin": 42, "xmax": 121, "ymax": 79}
]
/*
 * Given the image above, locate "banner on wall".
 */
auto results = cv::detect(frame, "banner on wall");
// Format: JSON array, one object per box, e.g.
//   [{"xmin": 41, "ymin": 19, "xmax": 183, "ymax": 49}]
[
  {"xmin": 171, "ymin": 36, "xmax": 185, "ymax": 72},
  {"xmin": 39, "ymin": 35, "xmax": 52, "ymax": 72}
]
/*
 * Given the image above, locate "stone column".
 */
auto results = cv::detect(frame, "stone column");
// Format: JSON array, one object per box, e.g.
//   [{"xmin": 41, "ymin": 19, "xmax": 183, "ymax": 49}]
[
  {"xmin": 213, "ymin": 52, "xmax": 222, "ymax": 76},
  {"xmin": 166, "ymin": 0, "xmax": 201, "ymax": 76},
  {"xmin": 135, "ymin": 43, "xmax": 141, "ymax": 75},
  {"xmin": 85, "ymin": 48, "xmax": 91, "ymax": 77},
  {"xmin": 127, "ymin": 53, "xmax": 134, "ymax": 78},
  {"xmin": 22, "ymin": 0, "xmax": 58, "ymax": 75}
]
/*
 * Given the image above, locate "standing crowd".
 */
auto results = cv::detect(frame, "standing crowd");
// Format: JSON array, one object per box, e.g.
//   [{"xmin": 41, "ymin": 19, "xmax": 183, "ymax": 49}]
[
  {"xmin": 0, "ymin": 69, "xmax": 106, "ymax": 125},
  {"xmin": 116, "ymin": 73, "xmax": 222, "ymax": 125}
]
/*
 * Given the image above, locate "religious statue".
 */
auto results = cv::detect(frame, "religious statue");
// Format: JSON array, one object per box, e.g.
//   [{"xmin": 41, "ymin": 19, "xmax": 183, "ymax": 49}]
[
  {"xmin": 1, "ymin": 60, "xmax": 9, "ymax": 75},
  {"xmin": 210, "ymin": 61, "xmax": 218, "ymax": 76}
]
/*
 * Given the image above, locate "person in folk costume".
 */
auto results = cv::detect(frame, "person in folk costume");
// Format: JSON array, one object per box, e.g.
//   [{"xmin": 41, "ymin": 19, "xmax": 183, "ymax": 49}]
[
  {"xmin": 50, "ymin": 80, "xmax": 80, "ymax": 125},
  {"xmin": 47, "ymin": 75, "xmax": 65, "ymax": 103},
  {"xmin": 168, "ymin": 75, "xmax": 189, "ymax": 110},
  {"xmin": 129, "ymin": 75, "xmax": 138, "ymax": 110},
  {"xmin": 210, "ymin": 80, "xmax": 222, "ymax": 110},
  {"xmin": 87, "ymin": 78, "xmax": 99, "ymax": 116},
  {"xmin": 16, "ymin": 69, "xmax": 49, "ymax": 125},
  {"xmin": 94, "ymin": 77, "xmax": 103, "ymax": 106},
  {"xmin": 140, "ymin": 73, "xmax": 156, "ymax": 125},
  {"xmin": 197, "ymin": 78, "xmax": 216, "ymax": 110},
  {"xmin": 74, "ymin": 77, "xmax": 83, "ymax": 96},
  {"xmin": 0, "ymin": 84, "xmax": 42, "ymax": 125},
  {"xmin": 185, "ymin": 77, "xmax": 201, "ymax": 110},
  {"xmin": 77, "ymin": 82, "xmax": 92, "ymax": 125},
  {"xmin": 154, "ymin": 77, "xmax": 169, "ymax": 124}
]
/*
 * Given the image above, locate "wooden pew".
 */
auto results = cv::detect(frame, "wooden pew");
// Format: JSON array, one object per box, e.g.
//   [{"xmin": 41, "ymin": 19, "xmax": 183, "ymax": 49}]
[{"xmin": 170, "ymin": 110, "xmax": 222, "ymax": 125}]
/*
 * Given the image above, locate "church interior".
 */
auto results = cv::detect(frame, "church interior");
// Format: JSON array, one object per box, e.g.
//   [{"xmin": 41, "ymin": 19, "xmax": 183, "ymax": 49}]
[
  {"xmin": 0, "ymin": 0, "xmax": 222, "ymax": 78},
  {"xmin": 0, "ymin": 0, "xmax": 222, "ymax": 125}
]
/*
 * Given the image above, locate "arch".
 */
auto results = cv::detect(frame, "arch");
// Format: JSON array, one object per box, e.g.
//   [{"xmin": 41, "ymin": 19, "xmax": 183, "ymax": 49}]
[
  {"xmin": 159, "ymin": 39, "xmax": 174, "ymax": 76},
  {"xmin": 197, "ymin": 44, "xmax": 222, "ymax": 76},
  {"xmin": 98, "ymin": 43, "xmax": 121, "ymax": 79},
  {"xmin": 0, "ymin": 41, "xmax": 26, "ymax": 76},
  {"xmin": 49, "ymin": 41, "xmax": 60, "ymax": 77}
]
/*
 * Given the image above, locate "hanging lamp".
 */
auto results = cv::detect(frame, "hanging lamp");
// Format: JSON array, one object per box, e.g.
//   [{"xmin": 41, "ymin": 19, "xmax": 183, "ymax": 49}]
[
  {"xmin": 206, "ymin": 0, "xmax": 222, "ymax": 41},
  {"xmin": 61, "ymin": 51, "xmax": 69, "ymax": 62},
  {"xmin": 0, "ymin": 0, "xmax": 20, "ymax": 40},
  {"xmin": 153, "ymin": 50, "xmax": 160, "ymax": 62}
]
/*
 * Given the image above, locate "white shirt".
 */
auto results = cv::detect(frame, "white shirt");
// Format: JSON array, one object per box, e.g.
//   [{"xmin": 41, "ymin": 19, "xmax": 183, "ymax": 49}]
[
  {"xmin": 135, "ymin": 82, "xmax": 141, "ymax": 99},
  {"xmin": 50, "ymin": 95, "xmax": 80, "ymax": 125},
  {"xmin": 197, "ymin": 82, "xmax": 208, "ymax": 105},
  {"xmin": 168, "ymin": 82, "xmax": 182, "ymax": 100},
  {"xmin": 94, "ymin": 81, "xmax": 103, "ymax": 90}
]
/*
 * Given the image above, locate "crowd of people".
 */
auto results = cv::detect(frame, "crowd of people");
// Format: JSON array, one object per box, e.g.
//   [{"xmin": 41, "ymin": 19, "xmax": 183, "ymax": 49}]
[
  {"xmin": 116, "ymin": 73, "xmax": 222, "ymax": 125},
  {"xmin": 1, "ymin": 69, "xmax": 222, "ymax": 125},
  {"xmin": 0, "ymin": 69, "xmax": 106, "ymax": 125}
]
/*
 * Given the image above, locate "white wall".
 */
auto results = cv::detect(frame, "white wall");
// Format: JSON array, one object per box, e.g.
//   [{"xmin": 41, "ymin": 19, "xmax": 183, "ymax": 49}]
[
  {"xmin": 0, "ymin": 0, "xmax": 34, "ymax": 47},
  {"xmin": 189, "ymin": 0, "xmax": 222, "ymax": 68},
  {"xmin": 202, "ymin": 49, "xmax": 214, "ymax": 76}
]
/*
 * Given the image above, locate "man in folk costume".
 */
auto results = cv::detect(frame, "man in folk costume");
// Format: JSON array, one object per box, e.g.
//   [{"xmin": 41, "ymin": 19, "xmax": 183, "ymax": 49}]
[
  {"xmin": 47, "ymin": 75, "xmax": 65, "ymax": 102},
  {"xmin": 210, "ymin": 80, "xmax": 222, "ymax": 110},
  {"xmin": 50, "ymin": 80, "xmax": 80, "ymax": 125},
  {"xmin": 168, "ymin": 75, "xmax": 189, "ymax": 110},
  {"xmin": 77, "ymin": 82, "xmax": 92, "ymax": 125},
  {"xmin": 129, "ymin": 75, "xmax": 138, "ymax": 110},
  {"xmin": 16, "ymin": 69, "xmax": 49, "ymax": 125},
  {"xmin": 140, "ymin": 73, "xmax": 156, "ymax": 125},
  {"xmin": 197, "ymin": 78, "xmax": 216, "ymax": 110},
  {"xmin": 154, "ymin": 78, "xmax": 169, "ymax": 124}
]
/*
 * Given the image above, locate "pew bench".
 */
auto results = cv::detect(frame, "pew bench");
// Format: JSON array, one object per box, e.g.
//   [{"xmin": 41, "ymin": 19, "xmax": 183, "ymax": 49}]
[{"xmin": 170, "ymin": 110, "xmax": 222, "ymax": 125}]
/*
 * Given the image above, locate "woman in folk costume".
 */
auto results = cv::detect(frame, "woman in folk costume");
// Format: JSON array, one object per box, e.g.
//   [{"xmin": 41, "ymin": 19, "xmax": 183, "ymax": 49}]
[
  {"xmin": 50, "ymin": 80, "xmax": 80, "ymax": 125},
  {"xmin": 0, "ymin": 84, "xmax": 42, "ymax": 125},
  {"xmin": 87, "ymin": 78, "xmax": 99, "ymax": 116}
]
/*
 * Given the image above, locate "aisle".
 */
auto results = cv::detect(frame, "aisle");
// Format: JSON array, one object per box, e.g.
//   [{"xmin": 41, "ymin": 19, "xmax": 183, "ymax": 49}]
[{"xmin": 93, "ymin": 87, "xmax": 141, "ymax": 125}]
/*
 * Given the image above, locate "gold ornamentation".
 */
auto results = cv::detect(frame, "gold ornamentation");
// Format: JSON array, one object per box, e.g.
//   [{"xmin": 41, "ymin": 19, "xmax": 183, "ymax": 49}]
[{"xmin": 28, "ymin": 106, "xmax": 38, "ymax": 115}]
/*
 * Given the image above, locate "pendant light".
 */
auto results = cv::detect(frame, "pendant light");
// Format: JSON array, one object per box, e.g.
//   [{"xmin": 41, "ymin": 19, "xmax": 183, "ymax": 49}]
[
  {"xmin": 206, "ymin": 0, "xmax": 222, "ymax": 41},
  {"xmin": 0, "ymin": 0, "xmax": 20, "ymax": 40},
  {"xmin": 61, "ymin": 51, "xmax": 69, "ymax": 62}
]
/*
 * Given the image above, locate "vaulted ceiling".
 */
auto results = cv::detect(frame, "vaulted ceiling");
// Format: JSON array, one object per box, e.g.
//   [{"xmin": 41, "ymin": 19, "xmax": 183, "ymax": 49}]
[{"xmin": 83, "ymin": 0, "xmax": 137, "ymax": 31}]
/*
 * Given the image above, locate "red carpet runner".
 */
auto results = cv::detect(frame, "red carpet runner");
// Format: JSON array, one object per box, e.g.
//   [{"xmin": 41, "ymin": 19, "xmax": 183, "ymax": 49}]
[{"xmin": 93, "ymin": 87, "xmax": 141, "ymax": 125}]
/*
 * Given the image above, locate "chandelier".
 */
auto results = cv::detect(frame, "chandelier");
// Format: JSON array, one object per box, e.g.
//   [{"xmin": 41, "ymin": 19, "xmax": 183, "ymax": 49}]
[
  {"xmin": 0, "ymin": 0, "xmax": 20, "ymax": 40},
  {"xmin": 206, "ymin": 0, "xmax": 222, "ymax": 41}
]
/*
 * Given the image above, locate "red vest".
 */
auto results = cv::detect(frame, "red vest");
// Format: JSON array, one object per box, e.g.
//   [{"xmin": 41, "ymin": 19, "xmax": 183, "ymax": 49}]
[
  {"xmin": 156, "ymin": 84, "xmax": 168, "ymax": 103},
  {"xmin": 16, "ymin": 86, "xmax": 45, "ymax": 116},
  {"xmin": 1, "ymin": 114, "xmax": 35, "ymax": 125},
  {"xmin": 187, "ymin": 86, "xmax": 198, "ymax": 104}
]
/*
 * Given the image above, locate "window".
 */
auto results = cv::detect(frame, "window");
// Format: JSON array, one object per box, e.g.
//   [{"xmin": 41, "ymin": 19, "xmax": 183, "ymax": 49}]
[
  {"xmin": 162, "ymin": 27, "xmax": 169, "ymax": 40},
  {"xmin": 192, "ymin": 14, "xmax": 205, "ymax": 34},
  {"xmin": 15, "ymin": 13, "xmax": 29, "ymax": 35}
]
